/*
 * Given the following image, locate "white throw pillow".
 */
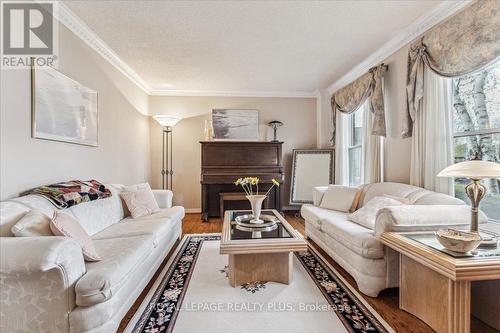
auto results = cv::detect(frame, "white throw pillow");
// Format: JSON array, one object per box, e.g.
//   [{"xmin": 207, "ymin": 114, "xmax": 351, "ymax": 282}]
[
  {"xmin": 120, "ymin": 183, "xmax": 160, "ymax": 219},
  {"xmin": 11, "ymin": 210, "xmax": 53, "ymax": 237},
  {"xmin": 348, "ymin": 196, "xmax": 403, "ymax": 230},
  {"xmin": 319, "ymin": 185, "xmax": 359, "ymax": 212}
]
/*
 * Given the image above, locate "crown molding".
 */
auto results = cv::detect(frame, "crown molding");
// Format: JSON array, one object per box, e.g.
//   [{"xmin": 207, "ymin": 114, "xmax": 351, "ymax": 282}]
[
  {"xmin": 54, "ymin": 2, "xmax": 152, "ymax": 93},
  {"xmin": 149, "ymin": 89, "xmax": 317, "ymax": 98},
  {"xmin": 326, "ymin": 0, "xmax": 471, "ymax": 94}
]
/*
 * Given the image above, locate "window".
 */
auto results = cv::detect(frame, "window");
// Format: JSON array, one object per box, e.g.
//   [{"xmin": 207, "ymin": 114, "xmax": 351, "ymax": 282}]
[
  {"xmin": 347, "ymin": 106, "xmax": 364, "ymax": 187},
  {"xmin": 452, "ymin": 61, "xmax": 500, "ymax": 222}
]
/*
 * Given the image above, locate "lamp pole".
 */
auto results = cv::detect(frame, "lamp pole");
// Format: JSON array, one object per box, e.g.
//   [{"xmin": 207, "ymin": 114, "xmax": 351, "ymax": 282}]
[
  {"xmin": 161, "ymin": 126, "xmax": 173, "ymax": 190},
  {"xmin": 154, "ymin": 115, "xmax": 181, "ymax": 191}
]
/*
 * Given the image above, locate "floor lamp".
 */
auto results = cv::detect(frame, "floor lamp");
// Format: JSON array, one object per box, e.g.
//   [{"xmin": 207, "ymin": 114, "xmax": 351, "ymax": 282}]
[{"xmin": 153, "ymin": 115, "xmax": 181, "ymax": 190}]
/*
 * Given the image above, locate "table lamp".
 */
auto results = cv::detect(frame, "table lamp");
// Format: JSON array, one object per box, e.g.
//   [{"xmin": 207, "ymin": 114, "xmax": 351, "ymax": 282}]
[
  {"xmin": 438, "ymin": 158, "xmax": 500, "ymax": 232},
  {"xmin": 267, "ymin": 120, "xmax": 283, "ymax": 142}
]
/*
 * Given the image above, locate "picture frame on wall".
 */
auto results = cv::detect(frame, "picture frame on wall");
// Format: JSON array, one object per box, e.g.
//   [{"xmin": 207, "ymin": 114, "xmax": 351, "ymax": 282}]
[
  {"xmin": 212, "ymin": 109, "xmax": 259, "ymax": 141},
  {"xmin": 31, "ymin": 63, "xmax": 98, "ymax": 146}
]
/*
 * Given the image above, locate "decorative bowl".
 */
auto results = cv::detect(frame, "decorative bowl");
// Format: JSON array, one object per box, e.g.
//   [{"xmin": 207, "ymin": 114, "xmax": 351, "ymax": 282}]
[{"xmin": 435, "ymin": 229, "xmax": 482, "ymax": 253}]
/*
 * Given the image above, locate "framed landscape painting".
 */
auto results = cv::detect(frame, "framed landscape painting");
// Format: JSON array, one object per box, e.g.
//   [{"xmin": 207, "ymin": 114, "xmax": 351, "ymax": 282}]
[
  {"xmin": 212, "ymin": 109, "xmax": 259, "ymax": 141},
  {"xmin": 32, "ymin": 65, "xmax": 98, "ymax": 146}
]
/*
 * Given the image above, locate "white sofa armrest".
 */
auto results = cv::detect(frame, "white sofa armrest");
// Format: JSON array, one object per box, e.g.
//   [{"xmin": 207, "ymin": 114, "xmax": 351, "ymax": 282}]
[
  {"xmin": 374, "ymin": 205, "xmax": 488, "ymax": 236},
  {"xmin": 312, "ymin": 186, "xmax": 329, "ymax": 206},
  {"xmin": 152, "ymin": 189, "xmax": 173, "ymax": 208},
  {"xmin": 0, "ymin": 236, "xmax": 86, "ymax": 332}
]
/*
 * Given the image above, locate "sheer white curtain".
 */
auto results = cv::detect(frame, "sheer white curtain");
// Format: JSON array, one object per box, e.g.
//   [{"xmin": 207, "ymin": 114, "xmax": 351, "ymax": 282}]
[
  {"xmin": 335, "ymin": 100, "xmax": 384, "ymax": 186},
  {"xmin": 362, "ymin": 101, "xmax": 384, "ymax": 183},
  {"xmin": 410, "ymin": 67, "xmax": 454, "ymax": 194},
  {"xmin": 335, "ymin": 111, "xmax": 349, "ymax": 185}
]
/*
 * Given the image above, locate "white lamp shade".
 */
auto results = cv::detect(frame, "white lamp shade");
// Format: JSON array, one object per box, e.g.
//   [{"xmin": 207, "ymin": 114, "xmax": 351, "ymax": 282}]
[
  {"xmin": 437, "ymin": 160, "xmax": 500, "ymax": 179},
  {"xmin": 153, "ymin": 115, "xmax": 181, "ymax": 127}
]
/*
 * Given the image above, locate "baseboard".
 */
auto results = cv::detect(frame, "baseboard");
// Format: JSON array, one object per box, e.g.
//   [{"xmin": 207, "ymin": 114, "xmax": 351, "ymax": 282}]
[{"xmin": 184, "ymin": 208, "xmax": 202, "ymax": 213}]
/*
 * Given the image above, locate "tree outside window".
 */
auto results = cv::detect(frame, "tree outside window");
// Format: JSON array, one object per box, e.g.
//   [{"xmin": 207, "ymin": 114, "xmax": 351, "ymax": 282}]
[{"xmin": 452, "ymin": 61, "xmax": 500, "ymax": 222}]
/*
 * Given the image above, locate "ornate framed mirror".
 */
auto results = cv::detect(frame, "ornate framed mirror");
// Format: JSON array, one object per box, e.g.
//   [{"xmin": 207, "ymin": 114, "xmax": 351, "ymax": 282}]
[{"xmin": 289, "ymin": 149, "xmax": 334, "ymax": 205}]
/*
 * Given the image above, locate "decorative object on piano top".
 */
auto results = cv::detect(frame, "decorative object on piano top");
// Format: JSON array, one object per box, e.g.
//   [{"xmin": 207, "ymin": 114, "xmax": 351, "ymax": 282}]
[
  {"xmin": 234, "ymin": 177, "xmax": 280, "ymax": 224},
  {"xmin": 267, "ymin": 120, "xmax": 283, "ymax": 142},
  {"xmin": 204, "ymin": 119, "xmax": 214, "ymax": 141}
]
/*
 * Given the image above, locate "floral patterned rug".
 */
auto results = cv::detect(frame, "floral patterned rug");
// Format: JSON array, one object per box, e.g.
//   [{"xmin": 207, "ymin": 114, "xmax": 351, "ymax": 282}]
[{"xmin": 125, "ymin": 234, "xmax": 394, "ymax": 333}]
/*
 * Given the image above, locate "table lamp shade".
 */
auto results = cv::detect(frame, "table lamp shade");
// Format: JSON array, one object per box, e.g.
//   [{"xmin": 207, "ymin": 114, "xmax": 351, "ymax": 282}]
[
  {"xmin": 153, "ymin": 115, "xmax": 181, "ymax": 127},
  {"xmin": 437, "ymin": 160, "xmax": 500, "ymax": 179}
]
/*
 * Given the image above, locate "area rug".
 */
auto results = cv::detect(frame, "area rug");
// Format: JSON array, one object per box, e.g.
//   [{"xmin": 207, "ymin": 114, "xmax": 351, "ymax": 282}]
[{"xmin": 125, "ymin": 234, "xmax": 394, "ymax": 333}]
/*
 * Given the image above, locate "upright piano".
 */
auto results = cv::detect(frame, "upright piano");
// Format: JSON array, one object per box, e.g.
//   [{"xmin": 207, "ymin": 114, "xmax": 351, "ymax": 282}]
[{"xmin": 200, "ymin": 141, "xmax": 284, "ymax": 221}]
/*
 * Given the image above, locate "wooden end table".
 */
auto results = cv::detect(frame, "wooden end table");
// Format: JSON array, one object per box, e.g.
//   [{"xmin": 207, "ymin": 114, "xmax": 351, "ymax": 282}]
[
  {"xmin": 219, "ymin": 209, "xmax": 307, "ymax": 287},
  {"xmin": 380, "ymin": 232, "xmax": 500, "ymax": 333}
]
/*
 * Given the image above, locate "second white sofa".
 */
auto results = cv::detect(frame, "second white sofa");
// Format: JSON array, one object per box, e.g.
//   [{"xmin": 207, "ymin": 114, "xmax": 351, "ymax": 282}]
[{"xmin": 301, "ymin": 182, "xmax": 486, "ymax": 297}]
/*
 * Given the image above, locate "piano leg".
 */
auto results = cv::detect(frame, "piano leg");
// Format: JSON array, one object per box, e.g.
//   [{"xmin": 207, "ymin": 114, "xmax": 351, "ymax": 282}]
[{"xmin": 201, "ymin": 184, "xmax": 209, "ymax": 222}]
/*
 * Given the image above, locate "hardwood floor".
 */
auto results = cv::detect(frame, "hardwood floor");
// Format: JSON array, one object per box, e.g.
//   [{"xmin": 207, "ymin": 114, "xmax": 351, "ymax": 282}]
[{"xmin": 119, "ymin": 213, "xmax": 498, "ymax": 333}]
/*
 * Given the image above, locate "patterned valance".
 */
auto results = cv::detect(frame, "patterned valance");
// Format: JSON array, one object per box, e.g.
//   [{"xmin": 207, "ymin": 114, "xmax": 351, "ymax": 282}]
[
  {"xmin": 403, "ymin": 0, "xmax": 500, "ymax": 138},
  {"xmin": 330, "ymin": 64, "xmax": 387, "ymax": 145}
]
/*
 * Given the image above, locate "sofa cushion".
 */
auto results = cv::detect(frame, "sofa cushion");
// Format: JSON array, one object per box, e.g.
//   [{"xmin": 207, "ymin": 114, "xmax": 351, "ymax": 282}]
[
  {"xmin": 301, "ymin": 204, "xmax": 348, "ymax": 229},
  {"xmin": 319, "ymin": 185, "xmax": 358, "ymax": 212},
  {"xmin": 0, "ymin": 201, "xmax": 30, "ymax": 236},
  {"xmin": 75, "ymin": 235, "xmax": 154, "ymax": 306},
  {"xmin": 312, "ymin": 186, "xmax": 329, "ymax": 206},
  {"xmin": 10, "ymin": 194, "xmax": 57, "ymax": 218},
  {"xmin": 374, "ymin": 205, "xmax": 486, "ymax": 236},
  {"xmin": 348, "ymin": 196, "xmax": 403, "ymax": 230},
  {"xmin": 410, "ymin": 191, "xmax": 464, "ymax": 205},
  {"xmin": 360, "ymin": 182, "xmax": 422, "ymax": 207},
  {"xmin": 92, "ymin": 206, "xmax": 184, "ymax": 247},
  {"xmin": 320, "ymin": 217, "xmax": 384, "ymax": 259},
  {"xmin": 64, "ymin": 185, "xmax": 125, "ymax": 236},
  {"xmin": 11, "ymin": 210, "xmax": 52, "ymax": 237}
]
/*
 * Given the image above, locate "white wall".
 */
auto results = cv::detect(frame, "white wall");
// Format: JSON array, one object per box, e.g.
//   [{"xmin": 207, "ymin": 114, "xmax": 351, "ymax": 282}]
[
  {"xmin": 382, "ymin": 44, "xmax": 412, "ymax": 183},
  {"xmin": 0, "ymin": 23, "xmax": 151, "ymax": 199},
  {"xmin": 149, "ymin": 96, "xmax": 317, "ymax": 210},
  {"xmin": 318, "ymin": 45, "xmax": 413, "ymax": 183}
]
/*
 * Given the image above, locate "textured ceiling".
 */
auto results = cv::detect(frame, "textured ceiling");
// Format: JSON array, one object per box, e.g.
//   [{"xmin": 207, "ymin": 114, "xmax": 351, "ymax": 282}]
[{"xmin": 64, "ymin": 0, "xmax": 443, "ymax": 94}]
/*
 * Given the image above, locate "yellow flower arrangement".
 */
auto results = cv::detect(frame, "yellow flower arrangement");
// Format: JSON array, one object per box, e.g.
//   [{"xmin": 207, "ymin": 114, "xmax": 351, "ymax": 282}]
[{"xmin": 234, "ymin": 176, "xmax": 279, "ymax": 196}]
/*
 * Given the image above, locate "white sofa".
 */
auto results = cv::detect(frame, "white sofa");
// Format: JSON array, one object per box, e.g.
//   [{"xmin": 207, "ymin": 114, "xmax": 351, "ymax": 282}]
[
  {"xmin": 0, "ymin": 184, "xmax": 185, "ymax": 333},
  {"xmin": 301, "ymin": 182, "xmax": 486, "ymax": 297}
]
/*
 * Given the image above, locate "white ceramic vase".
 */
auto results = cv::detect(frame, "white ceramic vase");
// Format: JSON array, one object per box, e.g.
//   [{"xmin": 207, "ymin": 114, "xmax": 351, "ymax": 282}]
[{"xmin": 246, "ymin": 194, "xmax": 267, "ymax": 223}]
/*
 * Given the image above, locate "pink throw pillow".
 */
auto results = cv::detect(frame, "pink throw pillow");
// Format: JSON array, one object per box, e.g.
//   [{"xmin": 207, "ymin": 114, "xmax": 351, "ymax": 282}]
[
  {"xmin": 50, "ymin": 211, "xmax": 101, "ymax": 262},
  {"xmin": 120, "ymin": 185, "xmax": 160, "ymax": 219}
]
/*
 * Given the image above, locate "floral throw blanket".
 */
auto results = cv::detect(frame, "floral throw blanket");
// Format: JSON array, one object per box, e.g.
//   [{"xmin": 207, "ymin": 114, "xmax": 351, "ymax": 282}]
[{"xmin": 28, "ymin": 180, "xmax": 112, "ymax": 209}]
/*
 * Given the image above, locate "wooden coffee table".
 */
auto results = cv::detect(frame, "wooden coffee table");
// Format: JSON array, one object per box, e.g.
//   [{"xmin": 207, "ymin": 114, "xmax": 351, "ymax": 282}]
[
  {"xmin": 380, "ymin": 231, "xmax": 500, "ymax": 333},
  {"xmin": 220, "ymin": 209, "xmax": 307, "ymax": 287}
]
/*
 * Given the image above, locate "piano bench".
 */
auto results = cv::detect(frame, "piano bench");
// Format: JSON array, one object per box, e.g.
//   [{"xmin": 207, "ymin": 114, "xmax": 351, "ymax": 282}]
[{"xmin": 219, "ymin": 192, "xmax": 248, "ymax": 223}]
